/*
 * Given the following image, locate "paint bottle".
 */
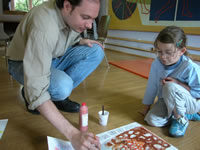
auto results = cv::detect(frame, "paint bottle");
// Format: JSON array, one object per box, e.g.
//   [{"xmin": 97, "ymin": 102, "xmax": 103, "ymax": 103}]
[{"xmin": 79, "ymin": 102, "xmax": 88, "ymax": 132}]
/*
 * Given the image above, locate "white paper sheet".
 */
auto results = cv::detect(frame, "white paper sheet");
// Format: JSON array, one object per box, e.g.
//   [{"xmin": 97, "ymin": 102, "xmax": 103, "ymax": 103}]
[
  {"xmin": 47, "ymin": 122, "xmax": 178, "ymax": 150},
  {"xmin": 47, "ymin": 136, "xmax": 74, "ymax": 150},
  {"xmin": 0, "ymin": 119, "xmax": 8, "ymax": 139}
]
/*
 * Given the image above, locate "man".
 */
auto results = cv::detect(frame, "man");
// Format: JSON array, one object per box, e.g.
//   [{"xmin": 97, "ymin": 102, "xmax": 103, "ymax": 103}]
[{"xmin": 7, "ymin": 0, "xmax": 103, "ymax": 149}]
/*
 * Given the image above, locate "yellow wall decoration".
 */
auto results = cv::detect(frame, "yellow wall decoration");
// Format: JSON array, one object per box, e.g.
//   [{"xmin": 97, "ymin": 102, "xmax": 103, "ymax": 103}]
[{"xmin": 109, "ymin": 0, "xmax": 200, "ymax": 35}]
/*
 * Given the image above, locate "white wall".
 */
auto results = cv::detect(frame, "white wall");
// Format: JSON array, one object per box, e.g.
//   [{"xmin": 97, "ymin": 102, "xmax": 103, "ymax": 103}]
[
  {"xmin": 106, "ymin": 30, "xmax": 156, "ymax": 58},
  {"xmin": 106, "ymin": 30, "xmax": 200, "ymax": 58}
]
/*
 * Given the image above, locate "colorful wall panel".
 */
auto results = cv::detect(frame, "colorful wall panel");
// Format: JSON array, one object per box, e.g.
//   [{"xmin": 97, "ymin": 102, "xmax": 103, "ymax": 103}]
[{"xmin": 109, "ymin": 0, "xmax": 200, "ymax": 34}]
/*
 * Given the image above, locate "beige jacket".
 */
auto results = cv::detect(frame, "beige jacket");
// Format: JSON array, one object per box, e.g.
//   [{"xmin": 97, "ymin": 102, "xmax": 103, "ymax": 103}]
[{"xmin": 7, "ymin": 0, "xmax": 81, "ymax": 110}]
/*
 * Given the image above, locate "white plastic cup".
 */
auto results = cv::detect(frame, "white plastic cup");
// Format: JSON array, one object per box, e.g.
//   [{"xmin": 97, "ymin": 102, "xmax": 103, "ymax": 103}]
[{"xmin": 98, "ymin": 110, "xmax": 109, "ymax": 126}]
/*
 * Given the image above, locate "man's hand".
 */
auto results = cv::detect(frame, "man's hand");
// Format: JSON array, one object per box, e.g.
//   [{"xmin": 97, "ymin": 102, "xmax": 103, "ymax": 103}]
[
  {"xmin": 71, "ymin": 131, "xmax": 101, "ymax": 150},
  {"xmin": 37, "ymin": 100, "xmax": 100, "ymax": 150},
  {"xmin": 79, "ymin": 39, "xmax": 103, "ymax": 49}
]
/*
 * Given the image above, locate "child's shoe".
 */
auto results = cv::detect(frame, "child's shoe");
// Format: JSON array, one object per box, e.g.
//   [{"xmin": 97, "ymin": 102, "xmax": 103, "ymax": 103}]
[
  {"xmin": 169, "ymin": 117, "xmax": 189, "ymax": 137},
  {"xmin": 185, "ymin": 113, "xmax": 200, "ymax": 121}
]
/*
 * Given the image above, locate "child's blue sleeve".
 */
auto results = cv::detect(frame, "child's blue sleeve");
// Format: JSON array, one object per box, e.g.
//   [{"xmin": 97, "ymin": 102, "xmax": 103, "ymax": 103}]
[
  {"xmin": 188, "ymin": 65, "xmax": 200, "ymax": 98},
  {"xmin": 142, "ymin": 60, "xmax": 158, "ymax": 105}
]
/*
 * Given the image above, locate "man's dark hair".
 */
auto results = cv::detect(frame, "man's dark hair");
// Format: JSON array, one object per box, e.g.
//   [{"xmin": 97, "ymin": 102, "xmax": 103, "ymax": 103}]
[{"xmin": 56, "ymin": 0, "xmax": 82, "ymax": 9}]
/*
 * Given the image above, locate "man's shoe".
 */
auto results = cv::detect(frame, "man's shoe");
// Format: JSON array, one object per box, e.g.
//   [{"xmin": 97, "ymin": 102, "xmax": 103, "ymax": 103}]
[
  {"xmin": 169, "ymin": 117, "xmax": 189, "ymax": 137},
  {"xmin": 53, "ymin": 98, "xmax": 80, "ymax": 113},
  {"xmin": 185, "ymin": 113, "xmax": 200, "ymax": 121},
  {"xmin": 21, "ymin": 87, "xmax": 40, "ymax": 115}
]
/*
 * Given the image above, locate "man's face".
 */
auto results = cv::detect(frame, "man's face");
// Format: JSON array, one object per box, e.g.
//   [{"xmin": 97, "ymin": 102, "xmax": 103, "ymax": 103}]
[{"xmin": 61, "ymin": 0, "xmax": 100, "ymax": 33}]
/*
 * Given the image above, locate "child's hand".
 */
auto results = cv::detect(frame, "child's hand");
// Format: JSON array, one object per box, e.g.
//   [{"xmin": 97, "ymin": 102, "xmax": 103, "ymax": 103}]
[
  {"xmin": 162, "ymin": 77, "xmax": 177, "ymax": 84},
  {"xmin": 162, "ymin": 77, "xmax": 190, "ymax": 91},
  {"xmin": 138, "ymin": 105, "xmax": 151, "ymax": 117}
]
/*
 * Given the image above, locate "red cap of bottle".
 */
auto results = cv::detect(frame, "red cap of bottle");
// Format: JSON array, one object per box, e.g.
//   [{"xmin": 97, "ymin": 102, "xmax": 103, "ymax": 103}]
[{"xmin": 82, "ymin": 102, "xmax": 86, "ymax": 106}]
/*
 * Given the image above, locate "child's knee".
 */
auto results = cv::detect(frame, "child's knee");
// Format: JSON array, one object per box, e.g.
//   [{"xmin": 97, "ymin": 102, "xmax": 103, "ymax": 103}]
[
  {"xmin": 145, "ymin": 113, "xmax": 167, "ymax": 127},
  {"xmin": 162, "ymin": 82, "xmax": 177, "ymax": 98}
]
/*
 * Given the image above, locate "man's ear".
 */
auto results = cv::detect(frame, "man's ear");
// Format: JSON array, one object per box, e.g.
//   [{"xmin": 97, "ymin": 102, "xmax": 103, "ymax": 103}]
[{"xmin": 63, "ymin": 0, "xmax": 72, "ymax": 13}]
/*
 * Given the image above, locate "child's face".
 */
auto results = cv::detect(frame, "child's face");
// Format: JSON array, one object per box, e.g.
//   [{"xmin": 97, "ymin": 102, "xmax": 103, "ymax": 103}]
[{"xmin": 155, "ymin": 41, "xmax": 186, "ymax": 66}]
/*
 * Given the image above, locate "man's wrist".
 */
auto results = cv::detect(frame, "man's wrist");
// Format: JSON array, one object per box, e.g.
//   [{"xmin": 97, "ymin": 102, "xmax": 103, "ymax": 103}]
[{"xmin": 64, "ymin": 126, "xmax": 79, "ymax": 141}]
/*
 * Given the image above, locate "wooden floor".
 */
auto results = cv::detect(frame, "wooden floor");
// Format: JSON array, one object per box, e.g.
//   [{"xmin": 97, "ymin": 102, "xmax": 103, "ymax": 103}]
[{"xmin": 0, "ymin": 50, "xmax": 200, "ymax": 150}]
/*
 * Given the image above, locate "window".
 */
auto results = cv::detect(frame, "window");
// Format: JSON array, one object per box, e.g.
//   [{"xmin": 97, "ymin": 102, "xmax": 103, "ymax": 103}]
[{"xmin": 6, "ymin": 0, "xmax": 47, "ymax": 12}]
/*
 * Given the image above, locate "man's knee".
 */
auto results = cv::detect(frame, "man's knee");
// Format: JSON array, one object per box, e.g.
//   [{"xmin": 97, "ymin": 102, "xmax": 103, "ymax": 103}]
[
  {"xmin": 49, "ymin": 70, "xmax": 73, "ymax": 100},
  {"xmin": 90, "ymin": 44, "xmax": 104, "ymax": 62},
  {"xmin": 56, "ymin": 80, "xmax": 73, "ymax": 100}
]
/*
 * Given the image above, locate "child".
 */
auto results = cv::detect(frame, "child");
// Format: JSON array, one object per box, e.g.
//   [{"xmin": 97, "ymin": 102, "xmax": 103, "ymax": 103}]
[{"xmin": 141, "ymin": 26, "xmax": 200, "ymax": 137}]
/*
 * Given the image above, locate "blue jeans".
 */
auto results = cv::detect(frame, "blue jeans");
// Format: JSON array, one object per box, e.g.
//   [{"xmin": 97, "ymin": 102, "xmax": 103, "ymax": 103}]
[{"xmin": 8, "ymin": 44, "xmax": 104, "ymax": 101}]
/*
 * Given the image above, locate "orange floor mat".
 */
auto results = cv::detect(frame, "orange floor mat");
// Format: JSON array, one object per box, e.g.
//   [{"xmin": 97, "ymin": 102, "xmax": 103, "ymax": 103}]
[{"xmin": 109, "ymin": 59, "xmax": 153, "ymax": 79}]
